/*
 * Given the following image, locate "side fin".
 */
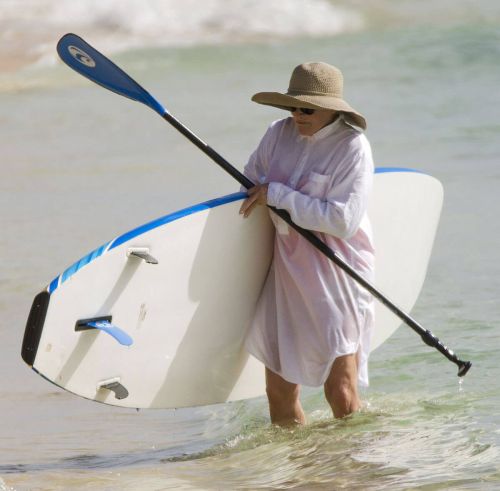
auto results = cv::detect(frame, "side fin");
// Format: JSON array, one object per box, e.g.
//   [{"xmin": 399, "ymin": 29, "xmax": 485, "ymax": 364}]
[
  {"xmin": 75, "ymin": 317, "xmax": 133, "ymax": 346},
  {"xmin": 97, "ymin": 377, "xmax": 129, "ymax": 400},
  {"xmin": 127, "ymin": 247, "xmax": 158, "ymax": 264}
]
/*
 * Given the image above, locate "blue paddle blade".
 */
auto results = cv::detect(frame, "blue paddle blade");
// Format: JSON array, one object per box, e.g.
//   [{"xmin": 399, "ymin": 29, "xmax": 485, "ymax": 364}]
[
  {"xmin": 57, "ymin": 33, "xmax": 166, "ymax": 116},
  {"xmin": 86, "ymin": 321, "xmax": 133, "ymax": 347}
]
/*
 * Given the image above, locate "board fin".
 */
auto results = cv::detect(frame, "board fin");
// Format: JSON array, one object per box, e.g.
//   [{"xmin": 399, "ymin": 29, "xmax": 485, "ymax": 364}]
[
  {"xmin": 75, "ymin": 316, "xmax": 133, "ymax": 346},
  {"xmin": 127, "ymin": 247, "xmax": 158, "ymax": 264},
  {"xmin": 97, "ymin": 377, "xmax": 129, "ymax": 400}
]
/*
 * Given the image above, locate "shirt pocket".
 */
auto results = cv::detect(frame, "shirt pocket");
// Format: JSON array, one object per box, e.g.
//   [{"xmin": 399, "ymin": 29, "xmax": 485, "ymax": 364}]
[{"xmin": 298, "ymin": 171, "xmax": 332, "ymax": 199}]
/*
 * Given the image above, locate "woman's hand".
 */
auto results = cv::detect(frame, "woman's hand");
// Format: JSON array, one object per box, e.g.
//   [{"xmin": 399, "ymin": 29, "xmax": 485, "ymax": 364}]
[{"xmin": 239, "ymin": 183, "xmax": 269, "ymax": 218}]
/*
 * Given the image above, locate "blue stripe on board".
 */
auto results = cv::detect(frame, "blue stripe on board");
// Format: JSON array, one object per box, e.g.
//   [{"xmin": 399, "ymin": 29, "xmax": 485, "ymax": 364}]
[
  {"xmin": 47, "ymin": 167, "xmax": 427, "ymax": 294},
  {"xmin": 48, "ymin": 277, "xmax": 59, "ymax": 293},
  {"xmin": 375, "ymin": 167, "xmax": 424, "ymax": 174},
  {"xmin": 48, "ymin": 192, "xmax": 247, "ymax": 293},
  {"xmin": 110, "ymin": 192, "xmax": 246, "ymax": 250},
  {"xmin": 49, "ymin": 241, "xmax": 112, "ymax": 293}
]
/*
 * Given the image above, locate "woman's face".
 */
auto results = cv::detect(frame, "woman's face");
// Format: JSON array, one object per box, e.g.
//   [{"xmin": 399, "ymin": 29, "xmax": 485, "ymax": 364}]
[{"xmin": 291, "ymin": 108, "xmax": 338, "ymax": 136}]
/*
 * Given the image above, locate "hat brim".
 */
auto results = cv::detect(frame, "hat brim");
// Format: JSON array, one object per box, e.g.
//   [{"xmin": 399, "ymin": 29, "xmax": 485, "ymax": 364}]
[{"xmin": 251, "ymin": 91, "xmax": 366, "ymax": 130}]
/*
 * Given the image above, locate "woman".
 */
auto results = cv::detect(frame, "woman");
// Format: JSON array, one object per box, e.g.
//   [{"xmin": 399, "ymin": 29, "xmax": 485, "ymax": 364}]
[{"xmin": 239, "ymin": 62, "xmax": 375, "ymax": 425}]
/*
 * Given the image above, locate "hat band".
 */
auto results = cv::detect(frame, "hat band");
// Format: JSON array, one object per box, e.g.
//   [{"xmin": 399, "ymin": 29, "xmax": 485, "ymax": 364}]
[{"xmin": 287, "ymin": 89, "xmax": 343, "ymax": 98}]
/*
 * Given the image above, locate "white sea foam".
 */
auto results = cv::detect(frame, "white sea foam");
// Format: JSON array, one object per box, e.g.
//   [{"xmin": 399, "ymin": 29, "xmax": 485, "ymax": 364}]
[{"xmin": 0, "ymin": 0, "xmax": 364, "ymax": 70}]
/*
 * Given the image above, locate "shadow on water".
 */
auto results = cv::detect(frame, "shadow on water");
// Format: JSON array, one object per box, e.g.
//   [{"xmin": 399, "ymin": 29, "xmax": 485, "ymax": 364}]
[
  {"xmin": 3, "ymin": 391, "xmax": 497, "ymax": 491},
  {"xmin": 0, "ymin": 411, "xmax": 390, "ymax": 478},
  {"xmin": 4, "ymin": 346, "xmax": 497, "ymax": 484}
]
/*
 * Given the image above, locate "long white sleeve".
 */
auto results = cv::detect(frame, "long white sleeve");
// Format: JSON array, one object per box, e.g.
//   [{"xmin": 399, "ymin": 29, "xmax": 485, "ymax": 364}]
[
  {"xmin": 242, "ymin": 116, "xmax": 374, "ymax": 239},
  {"xmin": 267, "ymin": 142, "xmax": 373, "ymax": 238}
]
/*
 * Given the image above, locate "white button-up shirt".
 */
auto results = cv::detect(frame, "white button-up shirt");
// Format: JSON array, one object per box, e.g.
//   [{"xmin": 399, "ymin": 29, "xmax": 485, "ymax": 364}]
[{"xmin": 244, "ymin": 116, "xmax": 375, "ymax": 387}]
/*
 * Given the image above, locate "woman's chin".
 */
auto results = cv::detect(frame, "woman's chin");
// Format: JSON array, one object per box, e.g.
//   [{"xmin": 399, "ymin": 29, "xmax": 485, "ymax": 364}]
[{"xmin": 296, "ymin": 124, "xmax": 312, "ymax": 136}]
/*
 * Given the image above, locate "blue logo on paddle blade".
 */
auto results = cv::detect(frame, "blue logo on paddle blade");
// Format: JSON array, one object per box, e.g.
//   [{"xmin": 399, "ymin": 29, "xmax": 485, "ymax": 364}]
[{"xmin": 68, "ymin": 45, "xmax": 96, "ymax": 68}]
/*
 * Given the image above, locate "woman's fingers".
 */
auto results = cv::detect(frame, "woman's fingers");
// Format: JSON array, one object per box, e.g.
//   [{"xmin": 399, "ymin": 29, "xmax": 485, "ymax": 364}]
[
  {"xmin": 239, "ymin": 184, "xmax": 269, "ymax": 217},
  {"xmin": 239, "ymin": 190, "xmax": 259, "ymax": 217}
]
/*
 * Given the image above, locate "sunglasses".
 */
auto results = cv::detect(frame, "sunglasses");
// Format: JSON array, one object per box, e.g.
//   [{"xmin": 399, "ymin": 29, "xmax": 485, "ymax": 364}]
[{"xmin": 289, "ymin": 107, "xmax": 315, "ymax": 115}]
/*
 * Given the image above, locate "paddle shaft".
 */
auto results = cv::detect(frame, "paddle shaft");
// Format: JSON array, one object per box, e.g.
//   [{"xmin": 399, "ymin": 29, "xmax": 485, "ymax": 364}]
[{"xmin": 162, "ymin": 112, "xmax": 471, "ymax": 377}]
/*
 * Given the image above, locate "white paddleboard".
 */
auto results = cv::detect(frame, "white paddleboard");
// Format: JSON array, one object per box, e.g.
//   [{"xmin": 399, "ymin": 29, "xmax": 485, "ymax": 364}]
[{"xmin": 22, "ymin": 168, "xmax": 443, "ymax": 409}]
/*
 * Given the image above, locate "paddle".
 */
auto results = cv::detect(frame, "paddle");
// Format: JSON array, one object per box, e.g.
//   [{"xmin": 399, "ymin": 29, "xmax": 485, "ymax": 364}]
[{"xmin": 56, "ymin": 33, "xmax": 471, "ymax": 377}]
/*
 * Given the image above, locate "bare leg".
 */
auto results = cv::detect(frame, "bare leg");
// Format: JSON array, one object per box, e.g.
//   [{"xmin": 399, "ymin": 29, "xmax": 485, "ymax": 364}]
[
  {"xmin": 323, "ymin": 353, "xmax": 360, "ymax": 419},
  {"xmin": 265, "ymin": 368, "xmax": 306, "ymax": 426}
]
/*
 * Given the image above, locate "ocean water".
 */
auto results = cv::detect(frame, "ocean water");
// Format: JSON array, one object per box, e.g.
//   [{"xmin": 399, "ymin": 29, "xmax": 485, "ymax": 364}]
[{"xmin": 1, "ymin": 1, "xmax": 500, "ymax": 489}]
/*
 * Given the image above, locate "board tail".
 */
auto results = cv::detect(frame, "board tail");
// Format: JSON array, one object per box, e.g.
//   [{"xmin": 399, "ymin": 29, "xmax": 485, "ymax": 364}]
[{"xmin": 21, "ymin": 291, "xmax": 50, "ymax": 366}]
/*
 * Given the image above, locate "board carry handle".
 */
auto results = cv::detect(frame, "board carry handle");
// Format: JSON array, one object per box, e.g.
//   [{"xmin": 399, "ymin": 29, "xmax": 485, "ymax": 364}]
[{"xmin": 57, "ymin": 33, "xmax": 471, "ymax": 378}]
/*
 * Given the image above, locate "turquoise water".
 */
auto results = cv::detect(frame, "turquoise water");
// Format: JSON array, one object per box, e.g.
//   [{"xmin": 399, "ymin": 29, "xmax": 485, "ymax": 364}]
[{"xmin": 1, "ymin": 2, "xmax": 500, "ymax": 489}]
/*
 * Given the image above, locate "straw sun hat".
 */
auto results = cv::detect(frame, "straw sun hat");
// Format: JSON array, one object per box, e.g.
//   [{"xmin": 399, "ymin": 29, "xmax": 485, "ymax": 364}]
[{"xmin": 251, "ymin": 62, "xmax": 366, "ymax": 130}]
